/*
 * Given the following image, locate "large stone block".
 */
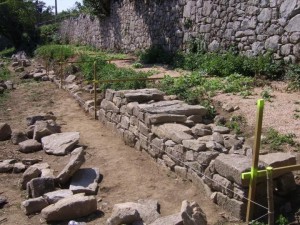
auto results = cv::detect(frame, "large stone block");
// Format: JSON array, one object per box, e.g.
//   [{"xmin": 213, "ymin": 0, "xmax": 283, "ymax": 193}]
[
  {"xmin": 69, "ymin": 168, "xmax": 100, "ymax": 195},
  {"xmin": 123, "ymin": 89, "xmax": 165, "ymax": 103},
  {"xmin": 22, "ymin": 196, "xmax": 49, "ymax": 215},
  {"xmin": 214, "ymin": 192, "xmax": 246, "ymax": 219},
  {"xmin": 152, "ymin": 123, "xmax": 193, "ymax": 144},
  {"xmin": 19, "ymin": 139, "xmax": 42, "ymax": 153},
  {"xmin": 182, "ymin": 140, "xmax": 206, "ymax": 151},
  {"xmin": 41, "ymin": 132, "xmax": 80, "ymax": 156},
  {"xmin": 101, "ymin": 99, "xmax": 120, "ymax": 113},
  {"xmin": 145, "ymin": 113, "xmax": 187, "ymax": 125},
  {"xmin": 41, "ymin": 194, "xmax": 97, "ymax": 222},
  {"xmin": 56, "ymin": 147, "xmax": 85, "ymax": 184},
  {"xmin": 33, "ymin": 120, "xmax": 60, "ymax": 142},
  {"xmin": 27, "ymin": 177, "xmax": 55, "ymax": 198},
  {"xmin": 214, "ymin": 154, "xmax": 264, "ymax": 186},
  {"xmin": 0, "ymin": 123, "xmax": 12, "ymax": 141}
]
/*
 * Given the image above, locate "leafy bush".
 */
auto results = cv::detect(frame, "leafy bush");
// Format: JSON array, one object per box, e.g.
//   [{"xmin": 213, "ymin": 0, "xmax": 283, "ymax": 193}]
[
  {"xmin": 35, "ymin": 45, "xmax": 74, "ymax": 61},
  {"xmin": 78, "ymin": 55, "xmax": 149, "ymax": 90},
  {"xmin": 286, "ymin": 64, "xmax": 300, "ymax": 91},
  {"xmin": 0, "ymin": 67, "xmax": 10, "ymax": 80},
  {"xmin": 139, "ymin": 46, "xmax": 174, "ymax": 64},
  {"xmin": 0, "ymin": 47, "xmax": 16, "ymax": 58},
  {"xmin": 262, "ymin": 128, "xmax": 296, "ymax": 150},
  {"xmin": 39, "ymin": 24, "xmax": 59, "ymax": 44}
]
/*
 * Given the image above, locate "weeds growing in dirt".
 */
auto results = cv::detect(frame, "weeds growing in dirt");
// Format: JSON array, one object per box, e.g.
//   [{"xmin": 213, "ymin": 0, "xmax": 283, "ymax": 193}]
[
  {"xmin": 226, "ymin": 115, "xmax": 247, "ymax": 135},
  {"xmin": 262, "ymin": 128, "xmax": 297, "ymax": 151},
  {"xmin": 0, "ymin": 67, "xmax": 10, "ymax": 80}
]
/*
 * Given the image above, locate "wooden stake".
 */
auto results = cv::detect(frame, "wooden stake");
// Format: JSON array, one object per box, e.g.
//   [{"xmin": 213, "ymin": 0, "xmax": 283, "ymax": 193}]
[
  {"xmin": 266, "ymin": 166, "xmax": 274, "ymax": 225},
  {"xmin": 93, "ymin": 61, "xmax": 97, "ymax": 120},
  {"xmin": 246, "ymin": 99, "xmax": 264, "ymax": 223},
  {"xmin": 60, "ymin": 62, "xmax": 63, "ymax": 89}
]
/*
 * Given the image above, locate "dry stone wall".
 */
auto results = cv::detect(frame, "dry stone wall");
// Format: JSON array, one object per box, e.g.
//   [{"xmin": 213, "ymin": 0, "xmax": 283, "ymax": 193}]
[
  {"xmin": 60, "ymin": 0, "xmax": 300, "ymax": 62},
  {"xmin": 57, "ymin": 78, "xmax": 298, "ymax": 220}
]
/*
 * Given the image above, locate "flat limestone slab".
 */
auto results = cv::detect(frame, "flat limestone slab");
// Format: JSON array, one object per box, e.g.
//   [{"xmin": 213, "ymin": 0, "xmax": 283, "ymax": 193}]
[
  {"xmin": 41, "ymin": 132, "xmax": 80, "ymax": 156},
  {"xmin": 138, "ymin": 100, "xmax": 207, "ymax": 116},
  {"xmin": 69, "ymin": 168, "xmax": 100, "ymax": 195}
]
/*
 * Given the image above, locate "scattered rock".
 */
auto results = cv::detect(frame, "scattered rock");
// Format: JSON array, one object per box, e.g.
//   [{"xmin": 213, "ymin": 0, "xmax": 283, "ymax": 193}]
[
  {"xmin": 107, "ymin": 200, "xmax": 160, "ymax": 225},
  {"xmin": 21, "ymin": 166, "xmax": 42, "ymax": 189},
  {"xmin": 21, "ymin": 196, "xmax": 49, "ymax": 215},
  {"xmin": 27, "ymin": 177, "xmax": 55, "ymax": 198},
  {"xmin": 11, "ymin": 130, "xmax": 28, "ymax": 144},
  {"xmin": 12, "ymin": 162, "xmax": 26, "ymax": 173},
  {"xmin": 0, "ymin": 123, "xmax": 12, "ymax": 141},
  {"xmin": 21, "ymin": 158, "xmax": 42, "ymax": 166},
  {"xmin": 4, "ymin": 80, "xmax": 14, "ymax": 90},
  {"xmin": 214, "ymin": 115, "xmax": 226, "ymax": 125},
  {"xmin": 33, "ymin": 120, "xmax": 60, "ymax": 142},
  {"xmin": 192, "ymin": 124, "xmax": 212, "ymax": 137},
  {"xmin": 26, "ymin": 113, "xmax": 56, "ymax": 126},
  {"xmin": 43, "ymin": 190, "xmax": 74, "ymax": 204},
  {"xmin": 56, "ymin": 147, "xmax": 85, "ymax": 184},
  {"xmin": 0, "ymin": 161, "xmax": 13, "ymax": 173},
  {"xmin": 213, "ymin": 126, "xmax": 230, "ymax": 134},
  {"xmin": 65, "ymin": 75, "xmax": 77, "ymax": 83},
  {"xmin": 69, "ymin": 168, "xmax": 100, "ymax": 195},
  {"xmin": 222, "ymin": 104, "xmax": 234, "ymax": 112},
  {"xmin": 0, "ymin": 196, "xmax": 7, "ymax": 208},
  {"xmin": 41, "ymin": 194, "xmax": 97, "ymax": 222},
  {"xmin": 19, "ymin": 139, "xmax": 42, "ymax": 153},
  {"xmin": 26, "ymin": 125, "xmax": 35, "ymax": 138},
  {"xmin": 181, "ymin": 200, "xmax": 207, "ymax": 225},
  {"xmin": 150, "ymin": 213, "xmax": 183, "ymax": 225},
  {"xmin": 41, "ymin": 132, "xmax": 80, "ymax": 155}
]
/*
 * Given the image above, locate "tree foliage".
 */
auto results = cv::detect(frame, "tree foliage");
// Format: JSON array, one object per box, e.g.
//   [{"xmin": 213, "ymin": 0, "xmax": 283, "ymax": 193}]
[
  {"xmin": 83, "ymin": 0, "xmax": 111, "ymax": 17},
  {"xmin": 0, "ymin": 0, "xmax": 55, "ymax": 50}
]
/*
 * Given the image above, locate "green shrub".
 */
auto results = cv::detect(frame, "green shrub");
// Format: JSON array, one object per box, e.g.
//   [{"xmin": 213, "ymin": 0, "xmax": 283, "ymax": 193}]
[
  {"xmin": 39, "ymin": 24, "xmax": 59, "ymax": 44},
  {"xmin": 0, "ymin": 67, "xmax": 10, "ymax": 80},
  {"xmin": 262, "ymin": 128, "xmax": 296, "ymax": 150},
  {"xmin": 0, "ymin": 47, "xmax": 16, "ymax": 58},
  {"xmin": 78, "ymin": 55, "xmax": 149, "ymax": 90},
  {"xmin": 286, "ymin": 64, "xmax": 300, "ymax": 91},
  {"xmin": 35, "ymin": 44, "xmax": 74, "ymax": 61}
]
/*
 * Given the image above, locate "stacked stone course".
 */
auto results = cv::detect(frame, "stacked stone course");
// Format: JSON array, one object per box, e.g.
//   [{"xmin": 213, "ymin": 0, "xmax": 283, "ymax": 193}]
[{"xmin": 60, "ymin": 0, "xmax": 300, "ymax": 62}]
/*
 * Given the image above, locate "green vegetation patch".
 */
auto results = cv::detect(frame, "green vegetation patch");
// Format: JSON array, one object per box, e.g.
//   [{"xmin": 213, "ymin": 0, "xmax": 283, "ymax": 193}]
[
  {"xmin": 262, "ymin": 128, "xmax": 297, "ymax": 151},
  {"xmin": 35, "ymin": 44, "xmax": 75, "ymax": 61},
  {"xmin": 0, "ymin": 67, "xmax": 10, "ymax": 80}
]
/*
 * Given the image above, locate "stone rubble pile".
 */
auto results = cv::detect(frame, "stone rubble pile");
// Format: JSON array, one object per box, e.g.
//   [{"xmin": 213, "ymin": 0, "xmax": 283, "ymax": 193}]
[
  {"xmin": 0, "ymin": 113, "xmax": 100, "ymax": 222},
  {"xmin": 64, "ymin": 85, "xmax": 297, "ymax": 220},
  {"xmin": 106, "ymin": 199, "xmax": 207, "ymax": 225}
]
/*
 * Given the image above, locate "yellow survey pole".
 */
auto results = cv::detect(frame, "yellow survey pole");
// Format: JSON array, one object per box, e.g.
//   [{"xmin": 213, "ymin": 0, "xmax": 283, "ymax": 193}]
[
  {"xmin": 266, "ymin": 167, "xmax": 274, "ymax": 225},
  {"xmin": 93, "ymin": 61, "xmax": 97, "ymax": 120},
  {"xmin": 246, "ymin": 99, "xmax": 265, "ymax": 223}
]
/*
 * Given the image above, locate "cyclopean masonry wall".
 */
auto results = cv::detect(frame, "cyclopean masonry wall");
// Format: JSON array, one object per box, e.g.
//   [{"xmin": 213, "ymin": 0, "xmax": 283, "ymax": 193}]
[
  {"xmin": 57, "ymin": 77, "xmax": 297, "ymax": 220},
  {"xmin": 59, "ymin": 0, "xmax": 300, "ymax": 62}
]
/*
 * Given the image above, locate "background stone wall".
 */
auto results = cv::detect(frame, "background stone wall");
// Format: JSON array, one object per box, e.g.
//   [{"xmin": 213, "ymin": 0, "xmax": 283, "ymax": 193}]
[{"xmin": 59, "ymin": 0, "xmax": 300, "ymax": 61}]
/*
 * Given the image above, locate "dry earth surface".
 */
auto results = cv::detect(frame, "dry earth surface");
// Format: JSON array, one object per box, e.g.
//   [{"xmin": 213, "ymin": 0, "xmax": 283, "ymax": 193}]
[{"xmin": 0, "ymin": 64, "xmax": 231, "ymax": 224}]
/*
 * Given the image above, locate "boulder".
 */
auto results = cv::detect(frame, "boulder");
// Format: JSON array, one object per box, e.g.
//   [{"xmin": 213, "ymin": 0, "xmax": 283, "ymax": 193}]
[
  {"xmin": 19, "ymin": 139, "xmax": 42, "ymax": 153},
  {"xmin": 43, "ymin": 190, "xmax": 74, "ymax": 204},
  {"xmin": 0, "ymin": 123, "xmax": 12, "ymax": 141},
  {"xmin": 107, "ymin": 200, "xmax": 160, "ymax": 225},
  {"xmin": 12, "ymin": 162, "xmax": 26, "ymax": 173},
  {"xmin": 214, "ymin": 154, "xmax": 264, "ymax": 186},
  {"xmin": 150, "ymin": 213, "xmax": 183, "ymax": 225},
  {"xmin": 21, "ymin": 196, "xmax": 49, "ymax": 215},
  {"xmin": 4, "ymin": 80, "xmax": 14, "ymax": 90},
  {"xmin": 41, "ymin": 194, "xmax": 97, "ymax": 222},
  {"xmin": 191, "ymin": 124, "xmax": 212, "ymax": 137},
  {"xmin": 11, "ymin": 130, "xmax": 28, "ymax": 144},
  {"xmin": 152, "ymin": 123, "xmax": 193, "ymax": 144},
  {"xmin": 65, "ymin": 75, "xmax": 76, "ymax": 83},
  {"xmin": 181, "ymin": 200, "xmax": 207, "ymax": 225},
  {"xmin": 41, "ymin": 132, "xmax": 80, "ymax": 155},
  {"xmin": 259, "ymin": 153, "xmax": 296, "ymax": 168},
  {"xmin": 212, "ymin": 126, "xmax": 230, "ymax": 134},
  {"xmin": 27, "ymin": 177, "xmax": 55, "ymax": 198},
  {"xmin": 33, "ymin": 120, "xmax": 60, "ymax": 142},
  {"xmin": 182, "ymin": 140, "xmax": 206, "ymax": 151},
  {"xmin": 20, "ymin": 166, "xmax": 41, "ymax": 189},
  {"xmin": 56, "ymin": 147, "xmax": 85, "ymax": 184},
  {"xmin": 0, "ymin": 161, "xmax": 13, "ymax": 173},
  {"xmin": 69, "ymin": 168, "xmax": 100, "ymax": 195}
]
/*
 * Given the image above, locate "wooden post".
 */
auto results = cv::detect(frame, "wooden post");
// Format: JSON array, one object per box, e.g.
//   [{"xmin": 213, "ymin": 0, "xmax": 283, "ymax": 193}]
[
  {"xmin": 246, "ymin": 99, "xmax": 265, "ymax": 223},
  {"xmin": 266, "ymin": 167, "xmax": 274, "ymax": 225},
  {"xmin": 93, "ymin": 61, "xmax": 97, "ymax": 120}
]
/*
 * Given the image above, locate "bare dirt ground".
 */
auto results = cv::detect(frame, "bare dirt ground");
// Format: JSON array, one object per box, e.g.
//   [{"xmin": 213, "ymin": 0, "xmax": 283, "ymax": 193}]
[{"xmin": 0, "ymin": 66, "xmax": 227, "ymax": 224}]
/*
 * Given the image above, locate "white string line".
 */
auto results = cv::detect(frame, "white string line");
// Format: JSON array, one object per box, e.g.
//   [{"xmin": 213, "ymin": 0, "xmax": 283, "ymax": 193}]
[
  {"xmin": 101, "ymin": 113, "xmax": 269, "ymax": 211},
  {"xmin": 249, "ymin": 212, "xmax": 270, "ymax": 224}
]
